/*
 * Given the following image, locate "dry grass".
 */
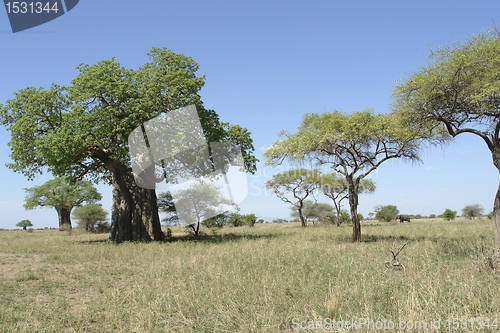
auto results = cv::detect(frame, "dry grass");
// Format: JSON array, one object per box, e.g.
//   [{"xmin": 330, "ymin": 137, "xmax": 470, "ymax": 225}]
[{"xmin": 0, "ymin": 218, "xmax": 499, "ymax": 332}]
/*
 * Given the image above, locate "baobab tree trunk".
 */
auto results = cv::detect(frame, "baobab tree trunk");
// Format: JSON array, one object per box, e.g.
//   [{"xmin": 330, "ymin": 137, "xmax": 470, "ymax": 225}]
[
  {"xmin": 347, "ymin": 176, "xmax": 361, "ymax": 242},
  {"xmin": 491, "ymin": 149, "xmax": 500, "ymax": 248},
  {"xmin": 107, "ymin": 161, "xmax": 164, "ymax": 243},
  {"xmin": 57, "ymin": 208, "xmax": 71, "ymax": 230}
]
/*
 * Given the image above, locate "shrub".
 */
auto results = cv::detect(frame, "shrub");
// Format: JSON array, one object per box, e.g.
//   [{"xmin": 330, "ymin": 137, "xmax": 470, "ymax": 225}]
[
  {"xmin": 429, "ymin": 214, "xmax": 436, "ymax": 218},
  {"xmin": 442, "ymin": 209, "xmax": 456, "ymax": 221},
  {"xmin": 244, "ymin": 213, "xmax": 257, "ymax": 227},
  {"xmin": 374, "ymin": 205, "xmax": 399, "ymax": 222}
]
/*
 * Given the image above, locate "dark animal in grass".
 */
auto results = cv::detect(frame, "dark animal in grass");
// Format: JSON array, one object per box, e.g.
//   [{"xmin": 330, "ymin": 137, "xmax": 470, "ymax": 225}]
[{"xmin": 395, "ymin": 214, "xmax": 410, "ymax": 223}]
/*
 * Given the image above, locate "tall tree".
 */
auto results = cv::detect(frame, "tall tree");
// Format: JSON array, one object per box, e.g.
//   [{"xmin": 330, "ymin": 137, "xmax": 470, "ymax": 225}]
[
  {"xmin": 319, "ymin": 172, "xmax": 375, "ymax": 226},
  {"xmin": 0, "ymin": 48, "xmax": 257, "ymax": 242},
  {"xmin": 265, "ymin": 168, "xmax": 320, "ymax": 227},
  {"xmin": 392, "ymin": 30, "xmax": 500, "ymax": 247},
  {"xmin": 24, "ymin": 177, "xmax": 102, "ymax": 230},
  {"xmin": 265, "ymin": 110, "xmax": 439, "ymax": 242}
]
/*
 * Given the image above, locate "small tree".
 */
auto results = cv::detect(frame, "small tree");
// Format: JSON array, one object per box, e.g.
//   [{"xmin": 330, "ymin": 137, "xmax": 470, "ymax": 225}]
[
  {"xmin": 429, "ymin": 214, "xmax": 436, "ymax": 218},
  {"xmin": 374, "ymin": 205, "xmax": 399, "ymax": 222},
  {"xmin": 172, "ymin": 181, "xmax": 231, "ymax": 236},
  {"xmin": 72, "ymin": 204, "xmax": 109, "ymax": 232},
  {"xmin": 16, "ymin": 219, "xmax": 33, "ymax": 230},
  {"xmin": 442, "ymin": 208, "xmax": 456, "ymax": 221},
  {"xmin": 462, "ymin": 204, "xmax": 485, "ymax": 220},
  {"xmin": 265, "ymin": 168, "xmax": 320, "ymax": 227}
]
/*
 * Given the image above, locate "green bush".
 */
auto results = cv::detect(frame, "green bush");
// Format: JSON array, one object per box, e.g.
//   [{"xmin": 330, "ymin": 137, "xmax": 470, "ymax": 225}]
[
  {"xmin": 374, "ymin": 205, "xmax": 399, "ymax": 222},
  {"xmin": 443, "ymin": 208, "xmax": 456, "ymax": 221},
  {"xmin": 244, "ymin": 213, "xmax": 257, "ymax": 227}
]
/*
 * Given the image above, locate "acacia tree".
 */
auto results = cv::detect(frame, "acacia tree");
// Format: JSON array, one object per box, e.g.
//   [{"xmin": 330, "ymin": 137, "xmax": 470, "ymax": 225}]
[
  {"xmin": 319, "ymin": 172, "xmax": 375, "ymax": 226},
  {"xmin": 462, "ymin": 204, "xmax": 484, "ymax": 220},
  {"xmin": 265, "ymin": 111, "xmax": 440, "ymax": 242},
  {"xmin": 391, "ymin": 30, "xmax": 500, "ymax": 247},
  {"xmin": 265, "ymin": 168, "xmax": 320, "ymax": 227},
  {"xmin": 0, "ymin": 48, "xmax": 257, "ymax": 242},
  {"xmin": 24, "ymin": 177, "xmax": 102, "ymax": 230},
  {"xmin": 72, "ymin": 204, "xmax": 109, "ymax": 232},
  {"xmin": 290, "ymin": 200, "xmax": 336, "ymax": 225}
]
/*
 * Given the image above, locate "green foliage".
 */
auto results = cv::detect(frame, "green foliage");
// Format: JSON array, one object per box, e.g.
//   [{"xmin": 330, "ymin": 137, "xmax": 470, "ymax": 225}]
[
  {"xmin": 163, "ymin": 228, "xmax": 172, "ymax": 241},
  {"xmin": 244, "ymin": 213, "xmax": 257, "ymax": 227},
  {"xmin": 16, "ymin": 219, "xmax": 33, "ymax": 230},
  {"xmin": 72, "ymin": 204, "xmax": 109, "ymax": 232},
  {"xmin": 414, "ymin": 214, "xmax": 422, "ymax": 219},
  {"xmin": 488, "ymin": 211, "xmax": 493, "ymax": 219},
  {"xmin": 227, "ymin": 212, "xmax": 246, "ymax": 227},
  {"xmin": 339, "ymin": 210, "xmax": 350, "ymax": 223},
  {"xmin": 374, "ymin": 205, "xmax": 399, "ymax": 222},
  {"xmin": 290, "ymin": 200, "xmax": 337, "ymax": 225},
  {"xmin": 429, "ymin": 214, "xmax": 436, "ymax": 218},
  {"xmin": 443, "ymin": 208, "xmax": 456, "ymax": 221},
  {"xmin": 203, "ymin": 212, "xmax": 228, "ymax": 229},
  {"xmin": 357, "ymin": 213, "xmax": 364, "ymax": 221},
  {"xmin": 157, "ymin": 191, "xmax": 179, "ymax": 226},
  {"xmin": 462, "ymin": 204, "xmax": 484, "ymax": 220}
]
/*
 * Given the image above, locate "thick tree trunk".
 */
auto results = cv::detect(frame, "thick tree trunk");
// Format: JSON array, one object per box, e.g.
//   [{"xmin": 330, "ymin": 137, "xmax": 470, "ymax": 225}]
[
  {"xmin": 108, "ymin": 161, "xmax": 164, "ymax": 243},
  {"xmin": 58, "ymin": 208, "xmax": 71, "ymax": 230},
  {"xmin": 347, "ymin": 177, "xmax": 360, "ymax": 242},
  {"xmin": 491, "ymin": 149, "xmax": 500, "ymax": 248}
]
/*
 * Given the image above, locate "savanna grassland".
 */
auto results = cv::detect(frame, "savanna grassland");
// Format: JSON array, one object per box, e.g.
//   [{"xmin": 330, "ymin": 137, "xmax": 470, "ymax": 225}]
[{"xmin": 0, "ymin": 218, "xmax": 499, "ymax": 332}]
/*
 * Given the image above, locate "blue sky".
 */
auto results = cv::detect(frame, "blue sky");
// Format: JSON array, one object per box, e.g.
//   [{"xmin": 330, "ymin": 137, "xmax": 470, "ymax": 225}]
[{"xmin": 1, "ymin": 0, "xmax": 499, "ymax": 229}]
